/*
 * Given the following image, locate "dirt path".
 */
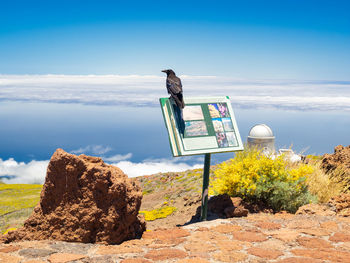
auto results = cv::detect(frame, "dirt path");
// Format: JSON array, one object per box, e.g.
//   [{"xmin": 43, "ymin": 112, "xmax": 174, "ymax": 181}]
[{"xmin": 1, "ymin": 213, "xmax": 350, "ymax": 263}]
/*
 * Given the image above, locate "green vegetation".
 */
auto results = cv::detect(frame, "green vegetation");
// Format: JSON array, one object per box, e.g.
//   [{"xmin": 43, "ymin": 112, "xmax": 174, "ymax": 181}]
[
  {"xmin": 0, "ymin": 184, "xmax": 42, "ymax": 216},
  {"xmin": 139, "ymin": 206, "xmax": 177, "ymax": 221},
  {"xmin": 211, "ymin": 148, "xmax": 316, "ymax": 213},
  {"xmin": 0, "ymin": 184, "xmax": 42, "ymax": 233}
]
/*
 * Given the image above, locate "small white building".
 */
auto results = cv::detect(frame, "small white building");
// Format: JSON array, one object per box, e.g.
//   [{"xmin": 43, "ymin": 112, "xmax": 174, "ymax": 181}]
[
  {"xmin": 247, "ymin": 124, "xmax": 275, "ymax": 155},
  {"xmin": 247, "ymin": 124, "xmax": 302, "ymax": 162}
]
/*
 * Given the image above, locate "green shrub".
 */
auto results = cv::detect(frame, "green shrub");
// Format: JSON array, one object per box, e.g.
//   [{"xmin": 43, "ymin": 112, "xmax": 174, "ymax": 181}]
[{"xmin": 211, "ymin": 148, "xmax": 316, "ymax": 213}]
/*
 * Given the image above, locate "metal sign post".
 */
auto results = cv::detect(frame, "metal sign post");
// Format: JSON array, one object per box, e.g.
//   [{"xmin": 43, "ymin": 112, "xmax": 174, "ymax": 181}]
[
  {"xmin": 201, "ymin": 153, "xmax": 211, "ymax": 221},
  {"xmin": 160, "ymin": 96, "xmax": 243, "ymax": 221}
]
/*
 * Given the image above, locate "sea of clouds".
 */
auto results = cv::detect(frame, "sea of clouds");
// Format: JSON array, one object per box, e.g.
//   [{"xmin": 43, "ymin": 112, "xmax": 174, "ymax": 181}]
[
  {"xmin": 0, "ymin": 145, "xmax": 202, "ymax": 184},
  {"xmin": 1, "ymin": 74, "xmax": 350, "ymax": 111},
  {"xmin": 1, "ymin": 74, "xmax": 349, "ymax": 183}
]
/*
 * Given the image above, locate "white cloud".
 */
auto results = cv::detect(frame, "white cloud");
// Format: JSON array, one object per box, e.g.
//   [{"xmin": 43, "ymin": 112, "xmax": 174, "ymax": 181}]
[
  {"xmin": 0, "ymin": 156, "xmax": 201, "ymax": 184},
  {"xmin": 110, "ymin": 160, "xmax": 202, "ymax": 178},
  {"xmin": 71, "ymin": 145, "xmax": 112, "ymax": 155},
  {"xmin": 104, "ymin": 153, "xmax": 132, "ymax": 162},
  {"xmin": 0, "ymin": 158, "xmax": 49, "ymax": 184},
  {"xmin": 1, "ymin": 74, "xmax": 350, "ymax": 111}
]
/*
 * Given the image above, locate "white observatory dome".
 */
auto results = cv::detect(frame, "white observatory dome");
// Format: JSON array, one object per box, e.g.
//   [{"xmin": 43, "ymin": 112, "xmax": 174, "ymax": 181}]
[
  {"xmin": 247, "ymin": 124, "xmax": 275, "ymax": 154},
  {"xmin": 248, "ymin": 124, "xmax": 274, "ymax": 138}
]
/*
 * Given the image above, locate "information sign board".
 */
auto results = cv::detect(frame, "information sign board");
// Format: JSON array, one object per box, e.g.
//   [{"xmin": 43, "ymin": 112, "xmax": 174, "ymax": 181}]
[{"xmin": 160, "ymin": 96, "xmax": 244, "ymax": 156}]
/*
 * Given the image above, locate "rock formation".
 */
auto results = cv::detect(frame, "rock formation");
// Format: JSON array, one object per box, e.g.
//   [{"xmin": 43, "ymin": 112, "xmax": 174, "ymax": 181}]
[
  {"xmin": 3, "ymin": 149, "xmax": 145, "ymax": 244},
  {"xmin": 322, "ymin": 145, "xmax": 350, "ymax": 176},
  {"xmin": 296, "ymin": 194, "xmax": 350, "ymax": 217},
  {"xmin": 190, "ymin": 194, "xmax": 250, "ymax": 222}
]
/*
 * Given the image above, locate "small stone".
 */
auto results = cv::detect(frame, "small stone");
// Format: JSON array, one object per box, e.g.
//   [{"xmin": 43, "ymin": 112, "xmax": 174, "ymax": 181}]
[
  {"xmin": 212, "ymin": 251, "xmax": 247, "ymax": 262},
  {"xmin": 299, "ymin": 228, "xmax": 331, "ymax": 236},
  {"xmin": 247, "ymin": 247, "xmax": 284, "ymax": 259},
  {"xmin": 329, "ymin": 232, "xmax": 350, "ymax": 242},
  {"xmin": 183, "ymin": 241, "xmax": 216, "ymax": 253},
  {"xmin": 96, "ymin": 244, "xmax": 143, "ymax": 255},
  {"xmin": 0, "ymin": 253, "xmax": 21, "ymax": 263},
  {"xmin": 215, "ymin": 240, "xmax": 245, "ymax": 251},
  {"xmin": 18, "ymin": 248, "xmax": 55, "ymax": 258},
  {"xmin": 189, "ymin": 231, "xmax": 228, "ymax": 242},
  {"xmin": 23, "ymin": 260, "xmax": 47, "ymax": 263},
  {"xmin": 270, "ymin": 229, "xmax": 300, "ymax": 242},
  {"xmin": 195, "ymin": 227, "xmax": 209, "ymax": 232},
  {"xmin": 286, "ymin": 219, "xmax": 319, "ymax": 229},
  {"xmin": 48, "ymin": 253, "xmax": 86, "ymax": 263},
  {"xmin": 320, "ymin": 221, "xmax": 339, "ymax": 231},
  {"xmin": 291, "ymin": 248, "xmax": 350, "ymax": 262},
  {"xmin": 338, "ymin": 242, "xmax": 350, "ymax": 250},
  {"xmin": 50, "ymin": 242, "xmax": 93, "ymax": 254},
  {"xmin": 255, "ymin": 221, "xmax": 281, "ymax": 230},
  {"xmin": 209, "ymin": 224, "xmax": 242, "ymax": 233},
  {"xmin": 0, "ymin": 245, "xmax": 21, "ymax": 253},
  {"xmin": 120, "ymin": 259, "xmax": 152, "ymax": 263},
  {"xmin": 256, "ymin": 239, "xmax": 287, "ymax": 250},
  {"xmin": 145, "ymin": 248, "xmax": 187, "ymax": 261},
  {"xmin": 276, "ymin": 258, "xmax": 323, "ymax": 263},
  {"xmin": 297, "ymin": 236, "xmax": 333, "ymax": 249},
  {"xmin": 146, "ymin": 238, "xmax": 186, "ymax": 248},
  {"xmin": 82, "ymin": 255, "xmax": 115, "ymax": 263},
  {"xmin": 232, "ymin": 231, "xmax": 267, "ymax": 242},
  {"xmin": 176, "ymin": 258, "xmax": 211, "ymax": 263},
  {"xmin": 142, "ymin": 228, "xmax": 190, "ymax": 240}
]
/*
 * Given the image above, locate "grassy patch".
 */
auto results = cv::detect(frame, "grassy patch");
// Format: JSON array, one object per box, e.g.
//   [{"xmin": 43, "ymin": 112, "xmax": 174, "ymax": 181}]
[
  {"xmin": 0, "ymin": 207, "xmax": 34, "ymax": 233},
  {"xmin": 306, "ymin": 162, "xmax": 347, "ymax": 203},
  {"xmin": 0, "ymin": 184, "xmax": 42, "ymax": 216},
  {"xmin": 0, "ymin": 184, "xmax": 42, "ymax": 233}
]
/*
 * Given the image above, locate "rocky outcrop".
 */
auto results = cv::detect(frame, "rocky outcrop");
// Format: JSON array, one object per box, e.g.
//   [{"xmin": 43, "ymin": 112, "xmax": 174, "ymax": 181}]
[
  {"xmin": 322, "ymin": 145, "xmax": 350, "ymax": 176},
  {"xmin": 296, "ymin": 194, "xmax": 350, "ymax": 217},
  {"xmin": 190, "ymin": 194, "xmax": 250, "ymax": 222},
  {"xmin": 207, "ymin": 194, "xmax": 249, "ymax": 218},
  {"xmin": 295, "ymin": 203, "xmax": 336, "ymax": 216},
  {"xmin": 3, "ymin": 149, "xmax": 145, "ymax": 244},
  {"xmin": 329, "ymin": 194, "xmax": 350, "ymax": 217}
]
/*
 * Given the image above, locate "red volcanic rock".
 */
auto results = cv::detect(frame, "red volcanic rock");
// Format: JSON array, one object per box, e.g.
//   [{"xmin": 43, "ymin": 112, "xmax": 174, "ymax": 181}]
[
  {"xmin": 322, "ymin": 145, "xmax": 350, "ymax": 174},
  {"xmin": 208, "ymin": 194, "xmax": 249, "ymax": 218},
  {"xmin": 4, "ymin": 149, "xmax": 145, "ymax": 244},
  {"xmin": 329, "ymin": 194, "xmax": 350, "ymax": 217}
]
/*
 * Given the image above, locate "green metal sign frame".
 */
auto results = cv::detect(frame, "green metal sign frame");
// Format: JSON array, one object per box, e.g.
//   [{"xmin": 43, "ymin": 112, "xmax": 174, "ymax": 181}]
[{"xmin": 160, "ymin": 96, "xmax": 244, "ymax": 221}]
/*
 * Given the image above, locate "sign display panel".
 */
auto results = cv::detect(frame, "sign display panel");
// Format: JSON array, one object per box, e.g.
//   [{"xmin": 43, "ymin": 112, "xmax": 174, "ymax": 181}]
[{"xmin": 160, "ymin": 96, "xmax": 244, "ymax": 156}]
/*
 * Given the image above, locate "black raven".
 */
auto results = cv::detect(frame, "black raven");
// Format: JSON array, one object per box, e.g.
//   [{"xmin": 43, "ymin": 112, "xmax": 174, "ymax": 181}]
[
  {"xmin": 162, "ymin": 69, "xmax": 185, "ymax": 135},
  {"xmin": 161, "ymin": 69, "xmax": 185, "ymax": 109}
]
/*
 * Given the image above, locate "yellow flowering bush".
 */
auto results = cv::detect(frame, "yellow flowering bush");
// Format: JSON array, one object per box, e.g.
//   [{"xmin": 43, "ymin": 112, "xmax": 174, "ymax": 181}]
[
  {"xmin": 139, "ymin": 206, "xmax": 177, "ymax": 221},
  {"xmin": 212, "ymin": 148, "xmax": 316, "ymax": 213}
]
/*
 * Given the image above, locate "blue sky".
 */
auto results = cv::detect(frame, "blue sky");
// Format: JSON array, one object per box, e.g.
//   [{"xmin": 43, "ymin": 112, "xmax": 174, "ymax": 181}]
[
  {"xmin": 1, "ymin": 1, "xmax": 350, "ymax": 183},
  {"xmin": 1, "ymin": 0, "xmax": 349, "ymax": 79}
]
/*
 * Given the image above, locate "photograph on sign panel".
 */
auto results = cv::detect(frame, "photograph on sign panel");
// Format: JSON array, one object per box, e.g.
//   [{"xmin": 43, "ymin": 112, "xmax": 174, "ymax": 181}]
[
  {"xmin": 217, "ymin": 103, "xmax": 230, "ymax": 117},
  {"xmin": 212, "ymin": 118, "xmax": 224, "ymax": 133},
  {"xmin": 208, "ymin": 103, "xmax": 220, "ymax": 118},
  {"xmin": 222, "ymin": 117, "xmax": 234, "ymax": 131},
  {"xmin": 185, "ymin": 121, "xmax": 208, "ymax": 137},
  {"xmin": 226, "ymin": 131, "xmax": 238, "ymax": 146},
  {"xmin": 183, "ymin": 105, "xmax": 204, "ymax": 121},
  {"xmin": 216, "ymin": 132, "xmax": 229, "ymax": 147}
]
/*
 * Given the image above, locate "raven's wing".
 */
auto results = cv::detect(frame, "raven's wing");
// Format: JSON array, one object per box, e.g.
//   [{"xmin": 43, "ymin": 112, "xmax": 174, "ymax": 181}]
[{"xmin": 166, "ymin": 76, "xmax": 182, "ymax": 94}]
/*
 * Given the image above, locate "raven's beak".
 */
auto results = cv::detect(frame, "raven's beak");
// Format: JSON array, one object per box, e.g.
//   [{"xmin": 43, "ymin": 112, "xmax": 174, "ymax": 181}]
[{"xmin": 161, "ymin": 70, "xmax": 167, "ymax": 73}]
